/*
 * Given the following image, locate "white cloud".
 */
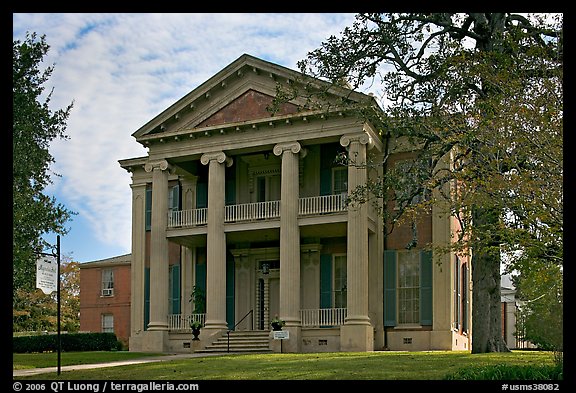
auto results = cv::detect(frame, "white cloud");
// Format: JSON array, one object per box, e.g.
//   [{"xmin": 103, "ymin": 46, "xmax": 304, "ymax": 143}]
[{"xmin": 13, "ymin": 13, "xmax": 358, "ymax": 256}]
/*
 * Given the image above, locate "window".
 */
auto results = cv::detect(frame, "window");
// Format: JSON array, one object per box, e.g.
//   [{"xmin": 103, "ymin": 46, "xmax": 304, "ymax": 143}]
[
  {"xmin": 453, "ymin": 256, "xmax": 470, "ymax": 333},
  {"xmin": 101, "ymin": 268, "xmax": 114, "ymax": 296},
  {"xmin": 256, "ymin": 174, "xmax": 281, "ymax": 202},
  {"xmin": 397, "ymin": 250, "xmax": 420, "ymax": 324},
  {"xmin": 392, "ymin": 158, "xmax": 431, "ymax": 210},
  {"xmin": 454, "ymin": 256, "xmax": 461, "ymax": 330},
  {"xmin": 461, "ymin": 263, "xmax": 469, "ymax": 333},
  {"xmin": 333, "ymin": 254, "xmax": 347, "ymax": 308},
  {"xmin": 332, "ymin": 167, "xmax": 348, "ymax": 195},
  {"xmin": 102, "ymin": 314, "xmax": 114, "ymax": 333},
  {"xmin": 383, "ymin": 249, "xmax": 432, "ymax": 327}
]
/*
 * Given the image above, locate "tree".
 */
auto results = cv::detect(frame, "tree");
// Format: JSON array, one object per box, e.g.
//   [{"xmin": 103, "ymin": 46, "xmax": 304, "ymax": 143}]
[
  {"xmin": 13, "ymin": 32, "xmax": 76, "ymax": 302},
  {"xmin": 13, "ymin": 255, "xmax": 80, "ymax": 332},
  {"xmin": 290, "ymin": 13, "xmax": 562, "ymax": 353}
]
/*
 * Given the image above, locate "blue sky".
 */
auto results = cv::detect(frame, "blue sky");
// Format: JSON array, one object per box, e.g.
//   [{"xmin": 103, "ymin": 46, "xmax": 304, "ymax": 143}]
[{"xmin": 13, "ymin": 13, "xmax": 363, "ymax": 263}]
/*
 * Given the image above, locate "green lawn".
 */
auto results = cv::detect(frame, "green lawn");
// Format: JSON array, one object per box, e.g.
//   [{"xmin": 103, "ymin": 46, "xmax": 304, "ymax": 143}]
[{"xmin": 13, "ymin": 350, "xmax": 557, "ymax": 380}]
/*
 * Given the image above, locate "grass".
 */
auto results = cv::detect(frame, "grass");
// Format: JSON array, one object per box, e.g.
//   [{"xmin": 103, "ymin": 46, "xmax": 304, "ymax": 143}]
[
  {"xmin": 13, "ymin": 351, "xmax": 166, "ymax": 370},
  {"xmin": 12, "ymin": 350, "xmax": 558, "ymax": 380}
]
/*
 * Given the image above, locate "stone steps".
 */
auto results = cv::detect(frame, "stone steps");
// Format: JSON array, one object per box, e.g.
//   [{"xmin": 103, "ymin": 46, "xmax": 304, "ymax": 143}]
[{"xmin": 196, "ymin": 330, "xmax": 272, "ymax": 353}]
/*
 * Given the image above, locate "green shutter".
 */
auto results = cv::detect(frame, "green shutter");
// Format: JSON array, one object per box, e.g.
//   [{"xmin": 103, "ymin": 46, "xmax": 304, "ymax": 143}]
[
  {"xmin": 170, "ymin": 264, "xmax": 181, "ymax": 314},
  {"xmin": 195, "ymin": 260, "xmax": 207, "ymax": 293},
  {"xmin": 196, "ymin": 182, "xmax": 208, "ymax": 209},
  {"xmin": 145, "ymin": 187, "xmax": 152, "ymax": 231},
  {"xmin": 320, "ymin": 254, "xmax": 332, "ymax": 308},
  {"xmin": 420, "ymin": 250, "xmax": 433, "ymax": 326},
  {"xmin": 144, "ymin": 267, "xmax": 150, "ymax": 330},
  {"xmin": 320, "ymin": 168, "xmax": 332, "ymax": 196},
  {"xmin": 384, "ymin": 250, "xmax": 397, "ymax": 326},
  {"xmin": 226, "ymin": 253, "xmax": 235, "ymax": 329}
]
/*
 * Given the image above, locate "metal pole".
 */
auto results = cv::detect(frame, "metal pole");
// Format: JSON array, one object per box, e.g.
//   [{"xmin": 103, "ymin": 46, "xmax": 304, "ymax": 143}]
[{"xmin": 57, "ymin": 235, "xmax": 61, "ymax": 376}]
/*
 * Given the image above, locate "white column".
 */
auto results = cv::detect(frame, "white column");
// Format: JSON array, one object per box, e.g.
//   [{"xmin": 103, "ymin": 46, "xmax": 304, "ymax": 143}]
[
  {"xmin": 200, "ymin": 151, "xmax": 233, "ymax": 330},
  {"xmin": 273, "ymin": 142, "xmax": 304, "ymax": 326},
  {"xmin": 144, "ymin": 159, "xmax": 172, "ymax": 330},
  {"xmin": 273, "ymin": 142, "xmax": 305, "ymax": 353},
  {"xmin": 129, "ymin": 180, "xmax": 146, "ymax": 338},
  {"xmin": 339, "ymin": 132, "xmax": 374, "ymax": 351}
]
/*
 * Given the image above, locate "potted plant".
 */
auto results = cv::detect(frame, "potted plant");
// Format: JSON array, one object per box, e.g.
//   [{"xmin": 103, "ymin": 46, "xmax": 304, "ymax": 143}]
[
  {"xmin": 190, "ymin": 320, "xmax": 203, "ymax": 340},
  {"xmin": 270, "ymin": 315, "xmax": 285, "ymax": 331}
]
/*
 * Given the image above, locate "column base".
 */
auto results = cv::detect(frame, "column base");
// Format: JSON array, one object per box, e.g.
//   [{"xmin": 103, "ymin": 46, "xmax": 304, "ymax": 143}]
[
  {"xmin": 340, "ymin": 324, "xmax": 374, "ymax": 352},
  {"xmin": 138, "ymin": 330, "xmax": 169, "ymax": 352}
]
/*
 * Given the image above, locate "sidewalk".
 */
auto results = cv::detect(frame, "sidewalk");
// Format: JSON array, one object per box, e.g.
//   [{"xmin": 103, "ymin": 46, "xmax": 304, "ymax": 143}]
[{"xmin": 13, "ymin": 352, "xmax": 232, "ymax": 378}]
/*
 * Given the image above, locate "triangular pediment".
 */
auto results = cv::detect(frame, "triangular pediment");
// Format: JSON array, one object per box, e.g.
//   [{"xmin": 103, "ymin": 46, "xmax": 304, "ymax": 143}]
[
  {"xmin": 196, "ymin": 89, "xmax": 298, "ymax": 129},
  {"xmin": 132, "ymin": 53, "xmax": 377, "ymax": 141}
]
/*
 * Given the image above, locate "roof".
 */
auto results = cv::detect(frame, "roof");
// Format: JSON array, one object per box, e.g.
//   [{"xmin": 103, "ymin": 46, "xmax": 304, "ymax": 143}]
[
  {"xmin": 80, "ymin": 253, "xmax": 131, "ymax": 268},
  {"xmin": 130, "ymin": 53, "xmax": 380, "ymax": 142}
]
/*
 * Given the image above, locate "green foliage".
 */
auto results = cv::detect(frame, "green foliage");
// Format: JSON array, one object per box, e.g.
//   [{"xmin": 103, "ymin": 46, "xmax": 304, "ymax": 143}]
[
  {"xmin": 444, "ymin": 363, "xmax": 563, "ymax": 380},
  {"xmin": 13, "ymin": 258, "xmax": 80, "ymax": 333},
  {"xmin": 295, "ymin": 13, "xmax": 562, "ymax": 353},
  {"xmin": 13, "ymin": 31, "xmax": 76, "ymax": 300},
  {"xmin": 13, "ymin": 332, "xmax": 122, "ymax": 353},
  {"xmin": 513, "ymin": 261, "xmax": 563, "ymax": 352},
  {"xmin": 189, "ymin": 285, "xmax": 206, "ymax": 314}
]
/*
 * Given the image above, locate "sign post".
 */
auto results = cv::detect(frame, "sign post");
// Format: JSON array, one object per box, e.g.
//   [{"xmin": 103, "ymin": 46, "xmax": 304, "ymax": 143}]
[
  {"xmin": 273, "ymin": 330, "xmax": 289, "ymax": 353},
  {"xmin": 35, "ymin": 235, "xmax": 61, "ymax": 375}
]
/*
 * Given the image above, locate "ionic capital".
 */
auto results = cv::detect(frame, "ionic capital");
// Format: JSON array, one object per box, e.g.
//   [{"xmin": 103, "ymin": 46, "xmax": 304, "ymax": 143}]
[
  {"xmin": 273, "ymin": 141, "xmax": 306, "ymax": 158},
  {"xmin": 144, "ymin": 159, "xmax": 173, "ymax": 173},
  {"xmin": 340, "ymin": 132, "xmax": 374, "ymax": 149},
  {"xmin": 200, "ymin": 151, "xmax": 233, "ymax": 167}
]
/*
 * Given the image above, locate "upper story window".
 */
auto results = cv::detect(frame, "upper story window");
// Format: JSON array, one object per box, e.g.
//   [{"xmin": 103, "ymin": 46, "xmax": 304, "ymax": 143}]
[
  {"xmin": 145, "ymin": 182, "xmax": 181, "ymax": 230},
  {"xmin": 332, "ymin": 167, "xmax": 348, "ymax": 195},
  {"xmin": 101, "ymin": 268, "xmax": 114, "ymax": 297}
]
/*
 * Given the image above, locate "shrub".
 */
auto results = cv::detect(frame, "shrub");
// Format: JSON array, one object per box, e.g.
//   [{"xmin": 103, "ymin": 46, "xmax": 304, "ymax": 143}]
[
  {"xmin": 444, "ymin": 363, "xmax": 563, "ymax": 380},
  {"xmin": 13, "ymin": 332, "xmax": 122, "ymax": 353}
]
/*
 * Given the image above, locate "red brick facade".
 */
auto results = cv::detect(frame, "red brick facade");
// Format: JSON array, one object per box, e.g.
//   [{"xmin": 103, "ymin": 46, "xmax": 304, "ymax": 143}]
[{"xmin": 79, "ymin": 255, "xmax": 131, "ymax": 348}]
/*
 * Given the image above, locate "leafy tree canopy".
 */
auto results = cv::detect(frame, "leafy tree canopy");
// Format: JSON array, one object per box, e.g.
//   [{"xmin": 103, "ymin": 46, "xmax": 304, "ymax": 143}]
[{"xmin": 13, "ymin": 32, "xmax": 76, "ymax": 300}]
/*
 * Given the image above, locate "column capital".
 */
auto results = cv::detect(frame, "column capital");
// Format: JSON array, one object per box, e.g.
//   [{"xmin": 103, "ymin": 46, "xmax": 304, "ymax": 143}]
[
  {"xmin": 200, "ymin": 151, "xmax": 233, "ymax": 167},
  {"xmin": 144, "ymin": 159, "xmax": 173, "ymax": 173},
  {"xmin": 340, "ymin": 132, "xmax": 374, "ymax": 149},
  {"xmin": 273, "ymin": 141, "xmax": 306, "ymax": 157}
]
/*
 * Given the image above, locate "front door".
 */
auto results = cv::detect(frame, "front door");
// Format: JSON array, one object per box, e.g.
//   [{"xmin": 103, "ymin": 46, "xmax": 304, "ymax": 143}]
[{"xmin": 257, "ymin": 260, "xmax": 280, "ymax": 330}]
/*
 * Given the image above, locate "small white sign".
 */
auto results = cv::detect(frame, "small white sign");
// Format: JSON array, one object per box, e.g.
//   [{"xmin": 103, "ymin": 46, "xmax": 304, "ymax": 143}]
[
  {"xmin": 273, "ymin": 330, "xmax": 289, "ymax": 340},
  {"xmin": 36, "ymin": 256, "xmax": 57, "ymax": 295}
]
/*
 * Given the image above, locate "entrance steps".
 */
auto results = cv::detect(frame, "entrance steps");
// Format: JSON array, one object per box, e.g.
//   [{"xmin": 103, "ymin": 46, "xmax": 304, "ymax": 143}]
[{"xmin": 195, "ymin": 330, "xmax": 272, "ymax": 353}]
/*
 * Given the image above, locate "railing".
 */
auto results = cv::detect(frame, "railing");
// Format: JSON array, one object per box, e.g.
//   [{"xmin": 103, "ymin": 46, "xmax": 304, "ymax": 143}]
[
  {"xmin": 299, "ymin": 194, "xmax": 346, "ymax": 216},
  {"xmin": 168, "ymin": 309, "xmax": 345, "ymax": 331},
  {"xmin": 227, "ymin": 309, "xmax": 254, "ymax": 352},
  {"xmin": 168, "ymin": 209, "xmax": 207, "ymax": 227},
  {"xmin": 168, "ymin": 195, "xmax": 347, "ymax": 229},
  {"xmin": 225, "ymin": 201, "xmax": 280, "ymax": 222},
  {"xmin": 300, "ymin": 308, "xmax": 347, "ymax": 327},
  {"xmin": 168, "ymin": 313, "xmax": 206, "ymax": 332}
]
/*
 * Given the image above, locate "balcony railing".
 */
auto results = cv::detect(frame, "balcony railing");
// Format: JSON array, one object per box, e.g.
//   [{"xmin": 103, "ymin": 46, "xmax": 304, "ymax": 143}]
[
  {"xmin": 168, "ymin": 194, "xmax": 346, "ymax": 228},
  {"xmin": 168, "ymin": 308, "xmax": 347, "ymax": 331},
  {"xmin": 300, "ymin": 308, "xmax": 347, "ymax": 327},
  {"xmin": 167, "ymin": 313, "xmax": 206, "ymax": 332},
  {"xmin": 225, "ymin": 200, "xmax": 280, "ymax": 222}
]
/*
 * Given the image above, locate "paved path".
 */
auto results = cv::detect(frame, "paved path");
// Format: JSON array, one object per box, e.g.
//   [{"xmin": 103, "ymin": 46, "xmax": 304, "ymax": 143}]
[{"xmin": 13, "ymin": 352, "xmax": 234, "ymax": 378}]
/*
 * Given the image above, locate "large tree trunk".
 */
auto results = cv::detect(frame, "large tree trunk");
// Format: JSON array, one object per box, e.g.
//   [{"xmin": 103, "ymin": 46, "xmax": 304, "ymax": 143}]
[{"xmin": 471, "ymin": 206, "xmax": 510, "ymax": 353}]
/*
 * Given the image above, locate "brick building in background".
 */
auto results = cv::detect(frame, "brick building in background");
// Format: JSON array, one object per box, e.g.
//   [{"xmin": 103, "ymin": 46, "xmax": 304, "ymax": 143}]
[{"xmin": 79, "ymin": 254, "xmax": 131, "ymax": 348}]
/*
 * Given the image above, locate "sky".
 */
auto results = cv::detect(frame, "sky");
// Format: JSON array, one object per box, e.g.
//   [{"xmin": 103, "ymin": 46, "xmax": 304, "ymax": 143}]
[{"xmin": 13, "ymin": 13, "xmax": 364, "ymax": 263}]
